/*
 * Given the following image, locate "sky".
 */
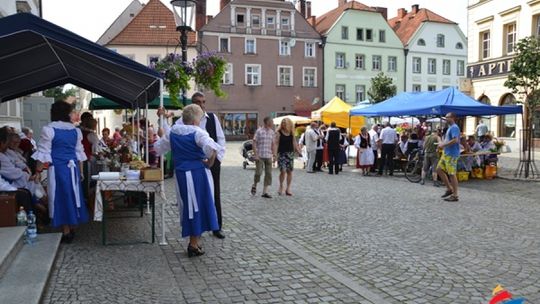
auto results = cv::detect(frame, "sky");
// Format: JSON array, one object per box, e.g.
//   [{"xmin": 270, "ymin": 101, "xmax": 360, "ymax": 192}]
[{"xmin": 42, "ymin": 0, "xmax": 468, "ymax": 42}]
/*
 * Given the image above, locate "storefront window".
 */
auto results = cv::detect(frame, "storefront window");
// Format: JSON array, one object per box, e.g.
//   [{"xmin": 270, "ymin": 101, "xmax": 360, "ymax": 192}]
[
  {"xmin": 532, "ymin": 108, "xmax": 540, "ymax": 139},
  {"xmin": 500, "ymin": 94, "xmax": 516, "ymax": 137},
  {"xmin": 477, "ymin": 95, "xmax": 492, "ymax": 133},
  {"xmin": 219, "ymin": 113, "xmax": 258, "ymax": 138}
]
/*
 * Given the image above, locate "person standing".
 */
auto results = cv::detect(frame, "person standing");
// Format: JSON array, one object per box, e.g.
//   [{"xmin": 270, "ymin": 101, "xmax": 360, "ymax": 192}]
[
  {"xmin": 421, "ymin": 129, "xmax": 441, "ymax": 186},
  {"xmin": 275, "ymin": 118, "xmax": 301, "ymax": 195},
  {"xmin": 368, "ymin": 125, "xmax": 379, "ymax": 173},
  {"xmin": 325, "ymin": 122, "xmax": 341, "ymax": 175},
  {"xmin": 355, "ymin": 127, "xmax": 374, "ymax": 176},
  {"xmin": 155, "ymin": 104, "xmax": 222, "ymax": 257},
  {"xmin": 437, "ymin": 112, "xmax": 461, "ymax": 202},
  {"xmin": 378, "ymin": 122, "xmax": 398, "ymax": 176},
  {"xmin": 304, "ymin": 122, "xmax": 319, "ymax": 173},
  {"xmin": 475, "ymin": 120, "xmax": 489, "ymax": 142},
  {"xmin": 32, "ymin": 100, "xmax": 89, "ymax": 243},
  {"xmin": 312, "ymin": 122, "xmax": 324, "ymax": 172},
  {"xmin": 251, "ymin": 117, "xmax": 275, "ymax": 198}
]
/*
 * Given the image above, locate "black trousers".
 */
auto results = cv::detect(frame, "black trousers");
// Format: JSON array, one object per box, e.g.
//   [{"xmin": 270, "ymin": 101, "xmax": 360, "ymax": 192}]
[
  {"xmin": 370, "ymin": 149, "xmax": 378, "ymax": 172},
  {"xmin": 314, "ymin": 149, "xmax": 323, "ymax": 171},
  {"xmin": 210, "ymin": 160, "xmax": 222, "ymax": 231},
  {"xmin": 379, "ymin": 144, "xmax": 395, "ymax": 174},
  {"xmin": 328, "ymin": 149, "xmax": 340, "ymax": 174}
]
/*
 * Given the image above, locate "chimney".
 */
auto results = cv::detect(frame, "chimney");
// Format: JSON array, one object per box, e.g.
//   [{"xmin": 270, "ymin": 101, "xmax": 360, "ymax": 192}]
[
  {"xmin": 299, "ymin": 0, "xmax": 306, "ymax": 18},
  {"xmin": 338, "ymin": 0, "xmax": 347, "ymax": 7},
  {"xmin": 306, "ymin": 1, "xmax": 312, "ymax": 18},
  {"xmin": 397, "ymin": 8, "xmax": 407, "ymax": 18},
  {"xmin": 206, "ymin": 15, "xmax": 213, "ymax": 24},
  {"xmin": 195, "ymin": 0, "xmax": 206, "ymax": 31},
  {"xmin": 220, "ymin": 0, "xmax": 230, "ymax": 11},
  {"xmin": 411, "ymin": 4, "xmax": 419, "ymax": 14},
  {"xmin": 308, "ymin": 16, "xmax": 316, "ymax": 26},
  {"xmin": 372, "ymin": 7, "xmax": 387, "ymax": 20}
]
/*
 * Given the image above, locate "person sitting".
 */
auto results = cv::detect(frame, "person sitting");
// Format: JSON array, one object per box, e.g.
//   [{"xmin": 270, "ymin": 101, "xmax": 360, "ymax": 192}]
[
  {"xmin": 5, "ymin": 133, "xmax": 29, "ymax": 171},
  {"xmin": 397, "ymin": 134, "xmax": 409, "ymax": 159},
  {"xmin": 406, "ymin": 133, "xmax": 420, "ymax": 156},
  {"xmin": 99, "ymin": 128, "xmax": 112, "ymax": 149},
  {"xmin": 19, "ymin": 127, "xmax": 36, "ymax": 161},
  {"xmin": 467, "ymin": 135, "xmax": 482, "ymax": 152},
  {"xmin": 480, "ymin": 134, "xmax": 498, "ymax": 165}
]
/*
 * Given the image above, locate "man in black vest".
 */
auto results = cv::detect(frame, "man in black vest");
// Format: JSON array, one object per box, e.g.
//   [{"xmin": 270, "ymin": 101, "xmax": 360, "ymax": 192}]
[{"xmin": 325, "ymin": 122, "xmax": 341, "ymax": 175}]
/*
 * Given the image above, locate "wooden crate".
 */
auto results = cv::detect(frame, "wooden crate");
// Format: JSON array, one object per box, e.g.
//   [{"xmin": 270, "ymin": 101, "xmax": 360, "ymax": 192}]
[
  {"xmin": 141, "ymin": 168, "xmax": 163, "ymax": 181},
  {"xmin": 0, "ymin": 192, "xmax": 18, "ymax": 227}
]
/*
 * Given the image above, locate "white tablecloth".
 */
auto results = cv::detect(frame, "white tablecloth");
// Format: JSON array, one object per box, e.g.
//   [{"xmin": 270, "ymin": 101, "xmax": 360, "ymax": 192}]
[{"xmin": 93, "ymin": 178, "xmax": 164, "ymax": 221}]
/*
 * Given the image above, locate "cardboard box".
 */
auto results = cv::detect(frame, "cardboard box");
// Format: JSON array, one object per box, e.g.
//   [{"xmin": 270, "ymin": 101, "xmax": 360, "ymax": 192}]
[{"xmin": 141, "ymin": 168, "xmax": 163, "ymax": 181}]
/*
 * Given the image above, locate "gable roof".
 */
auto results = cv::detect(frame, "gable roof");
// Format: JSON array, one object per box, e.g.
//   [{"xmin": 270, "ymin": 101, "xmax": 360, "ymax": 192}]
[
  {"xmin": 107, "ymin": 0, "xmax": 196, "ymax": 46},
  {"xmin": 388, "ymin": 8, "xmax": 456, "ymax": 45},
  {"xmin": 315, "ymin": 1, "xmax": 376, "ymax": 35},
  {"xmin": 97, "ymin": 0, "xmax": 144, "ymax": 45}
]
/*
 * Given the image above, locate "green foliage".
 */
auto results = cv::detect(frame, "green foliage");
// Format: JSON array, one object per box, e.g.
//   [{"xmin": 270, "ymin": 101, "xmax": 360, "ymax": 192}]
[
  {"xmin": 43, "ymin": 86, "xmax": 77, "ymax": 101},
  {"xmin": 367, "ymin": 72, "xmax": 397, "ymax": 103},
  {"xmin": 192, "ymin": 53, "xmax": 227, "ymax": 98},
  {"xmin": 152, "ymin": 53, "xmax": 192, "ymax": 106}
]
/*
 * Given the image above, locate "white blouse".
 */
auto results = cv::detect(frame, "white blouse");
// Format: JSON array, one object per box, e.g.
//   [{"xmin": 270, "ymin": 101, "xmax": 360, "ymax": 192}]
[
  {"xmin": 32, "ymin": 121, "xmax": 87, "ymax": 163},
  {"xmin": 155, "ymin": 124, "xmax": 223, "ymax": 159}
]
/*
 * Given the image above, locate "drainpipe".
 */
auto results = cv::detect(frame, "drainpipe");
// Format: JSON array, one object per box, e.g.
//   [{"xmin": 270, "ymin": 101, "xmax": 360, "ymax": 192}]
[
  {"xmin": 321, "ymin": 36, "xmax": 327, "ymax": 106},
  {"xmin": 403, "ymin": 48, "xmax": 409, "ymax": 91}
]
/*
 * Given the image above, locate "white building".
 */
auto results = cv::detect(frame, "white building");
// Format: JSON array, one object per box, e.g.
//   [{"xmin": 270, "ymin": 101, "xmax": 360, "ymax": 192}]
[
  {"xmin": 0, "ymin": 0, "xmax": 41, "ymax": 130},
  {"xmin": 466, "ymin": 0, "xmax": 540, "ymax": 150},
  {"xmin": 389, "ymin": 4, "xmax": 468, "ymax": 93}
]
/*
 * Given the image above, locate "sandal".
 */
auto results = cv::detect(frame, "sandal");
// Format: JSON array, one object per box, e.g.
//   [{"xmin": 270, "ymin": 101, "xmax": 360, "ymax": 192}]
[
  {"xmin": 441, "ymin": 190, "xmax": 453, "ymax": 198},
  {"xmin": 444, "ymin": 195, "xmax": 459, "ymax": 202},
  {"xmin": 285, "ymin": 191, "xmax": 293, "ymax": 196},
  {"xmin": 250, "ymin": 185, "xmax": 256, "ymax": 195}
]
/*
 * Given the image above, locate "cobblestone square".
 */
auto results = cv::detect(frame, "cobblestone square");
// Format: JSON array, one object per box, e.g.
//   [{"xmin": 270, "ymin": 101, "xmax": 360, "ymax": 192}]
[{"xmin": 43, "ymin": 142, "xmax": 540, "ymax": 303}]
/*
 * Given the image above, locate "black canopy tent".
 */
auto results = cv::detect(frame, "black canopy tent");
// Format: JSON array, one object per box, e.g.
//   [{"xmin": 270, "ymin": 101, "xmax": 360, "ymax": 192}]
[{"xmin": 0, "ymin": 13, "xmax": 162, "ymax": 108}]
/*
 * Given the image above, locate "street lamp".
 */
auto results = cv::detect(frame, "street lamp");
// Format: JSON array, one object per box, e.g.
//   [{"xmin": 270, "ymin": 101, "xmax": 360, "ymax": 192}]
[{"xmin": 171, "ymin": 0, "xmax": 196, "ymax": 105}]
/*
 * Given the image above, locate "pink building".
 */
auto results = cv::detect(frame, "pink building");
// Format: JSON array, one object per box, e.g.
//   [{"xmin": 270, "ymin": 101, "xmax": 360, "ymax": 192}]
[{"xmin": 201, "ymin": 0, "xmax": 322, "ymax": 140}]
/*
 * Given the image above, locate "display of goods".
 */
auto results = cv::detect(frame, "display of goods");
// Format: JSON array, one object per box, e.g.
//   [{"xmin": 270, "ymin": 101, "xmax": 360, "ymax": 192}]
[{"xmin": 129, "ymin": 160, "xmax": 147, "ymax": 170}]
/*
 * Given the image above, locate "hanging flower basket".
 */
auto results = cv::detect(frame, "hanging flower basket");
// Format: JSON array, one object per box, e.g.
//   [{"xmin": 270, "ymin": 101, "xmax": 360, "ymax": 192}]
[{"xmin": 192, "ymin": 51, "xmax": 227, "ymax": 98}]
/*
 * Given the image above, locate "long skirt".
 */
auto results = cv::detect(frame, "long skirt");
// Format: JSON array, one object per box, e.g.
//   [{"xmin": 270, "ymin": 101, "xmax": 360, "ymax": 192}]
[{"xmin": 358, "ymin": 148, "xmax": 374, "ymax": 168}]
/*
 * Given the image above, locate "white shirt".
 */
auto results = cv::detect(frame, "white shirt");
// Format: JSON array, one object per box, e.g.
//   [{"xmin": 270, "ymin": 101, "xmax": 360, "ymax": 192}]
[
  {"xmin": 304, "ymin": 128, "xmax": 319, "ymax": 152},
  {"xmin": 368, "ymin": 129, "xmax": 379, "ymax": 150},
  {"xmin": 379, "ymin": 127, "xmax": 397, "ymax": 145},
  {"xmin": 155, "ymin": 124, "xmax": 224, "ymax": 160},
  {"xmin": 312, "ymin": 128, "xmax": 324, "ymax": 150}
]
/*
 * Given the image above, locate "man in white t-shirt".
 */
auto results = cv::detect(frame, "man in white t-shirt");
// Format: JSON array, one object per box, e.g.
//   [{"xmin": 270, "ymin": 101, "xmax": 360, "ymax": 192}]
[{"xmin": 377, "ymin": 122, "xmax": 397, "ymax": 176}]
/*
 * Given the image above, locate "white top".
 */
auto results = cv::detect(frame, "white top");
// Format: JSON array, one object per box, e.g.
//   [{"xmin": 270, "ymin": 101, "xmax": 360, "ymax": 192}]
[
  {"xmin": 304, "ymin": 128, "xmax": 319, "ymax": 152},
  {"xmin": 379, "ymin": 127, "xmax": 397, "ymax": 145},
  {"xmin": 368, "ymin": 129, "xmax": 379, "ymax": 150},
  {"xmin": 32, "ymin": 121, "xmax": 87, "ymax": 164},
  {"xmin": 5, "ymin": 149, "xmax": 27, "ymax": 170},
  {"xmin": 155, "ymin": 124, "xmax": 224, "ymax": 160},
  {"xmin": 0, "ymin": 152, "xmax": 29, "ymax": 189}
]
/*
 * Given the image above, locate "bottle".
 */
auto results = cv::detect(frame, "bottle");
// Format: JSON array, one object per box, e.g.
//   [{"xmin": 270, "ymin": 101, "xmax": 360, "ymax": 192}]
[
  {"xmin": 26, "ymin": 211, "xmax": 37, "ymax": 244},
  {"xmin": 16, "ymin": 207, "xmax": 27, "ymax": 226}
]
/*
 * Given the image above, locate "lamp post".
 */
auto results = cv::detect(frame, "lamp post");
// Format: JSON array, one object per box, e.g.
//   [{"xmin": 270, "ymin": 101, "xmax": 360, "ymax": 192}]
[{"xmin": 170, "ymin": 0, "xmax": 196, "ymax": 106}]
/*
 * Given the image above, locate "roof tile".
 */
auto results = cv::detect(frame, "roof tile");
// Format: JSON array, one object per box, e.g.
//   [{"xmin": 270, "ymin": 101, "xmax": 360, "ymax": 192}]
[{"xmin": 388, "ymin": 7, "xmax": 456, "ymax": 45}]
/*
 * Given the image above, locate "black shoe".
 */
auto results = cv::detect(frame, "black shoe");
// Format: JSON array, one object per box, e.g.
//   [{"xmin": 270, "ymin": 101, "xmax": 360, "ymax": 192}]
[
  {"xmin": 187, "ymin": 245, "xmax": 205, "ymax": 257},
  {"xmin": 212, "ymin": 231, "xmax": 225, "ymax": 239},
  {"xmin": 441, "ymin": 190, "xmax": 453, "ymax": 198},
  {"xmin": 61, "ymin": 232, "xmax": 74, "ymax": 244},
  {"xmin": 261, "ymin": 193, "xmax": 272, "ymax": 199}
]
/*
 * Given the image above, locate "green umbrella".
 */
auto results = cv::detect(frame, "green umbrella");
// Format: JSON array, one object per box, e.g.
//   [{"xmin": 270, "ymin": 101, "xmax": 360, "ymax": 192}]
[{"xmin": 89, "ymin": 96, "xmax": 190, "ymax": 110}]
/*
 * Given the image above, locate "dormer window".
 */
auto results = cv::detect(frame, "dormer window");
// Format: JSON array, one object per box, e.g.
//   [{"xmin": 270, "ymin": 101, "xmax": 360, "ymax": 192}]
[
  {"xmin": 417, "ymin": 39, "xmax": 426, "ymax": 46},
  {"xmin": 456, "ymin": 42, "xmax": 463, "ymax": 49},
  {"xmin": 437, "ymin": 34, "xmax": 445, "ymax": 48}
]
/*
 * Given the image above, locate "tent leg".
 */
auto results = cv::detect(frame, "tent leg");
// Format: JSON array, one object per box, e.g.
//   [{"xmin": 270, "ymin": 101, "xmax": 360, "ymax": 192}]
[{"xmin": 158, "ymin": 79, "xmax": 168, "ymax": 246}]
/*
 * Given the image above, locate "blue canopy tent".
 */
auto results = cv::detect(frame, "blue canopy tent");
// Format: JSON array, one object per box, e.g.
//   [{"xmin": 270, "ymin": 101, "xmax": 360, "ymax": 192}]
[
  {"xmin": 0, "ymin": 13, "xmax": 162, "ymax": 108},
  {"xmin": 349, "ymin": 88, "xmax": 522, "ymax": 117}
]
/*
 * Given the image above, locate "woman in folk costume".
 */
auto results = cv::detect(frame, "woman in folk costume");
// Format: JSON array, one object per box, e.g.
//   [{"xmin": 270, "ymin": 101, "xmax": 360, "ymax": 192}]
[
  {"xmin": 33, "ymin": 100, "xmax": 88, "ymax": 243},
  {"xmin": 354, "ymin": 127, "xmax": 374, "ymax": 176},
  {"xmin": 156, "ymin": 104, "xmax": 222, "ymax": 257}
]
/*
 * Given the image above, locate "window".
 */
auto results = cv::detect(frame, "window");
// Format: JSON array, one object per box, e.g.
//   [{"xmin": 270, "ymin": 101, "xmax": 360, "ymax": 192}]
[
  {"xmin": 148, "ymin": 55, "xmax": 160, "ymax": 65},
  {"xmin": 412, "ymin": 84, "xmax": 421, "ymax": 92},
  {"xmin": 388, "ymin": 56, "xmax": 397, "ymax": 72},
  {"xmin": 356, "ymin": 28, "xmax": 364, "ymax": 41},
  {"xmin": 500, "ymin": 94, "xmax": 517, "ymax": 137},
  {"xmin": 412, "ymin": 57, "xmax": 421, "ymax": 73},
  {"xmin": 245, "ymin": 64, "xmax": 261, "ymax": 86},
  {"xmin": 237, "ymin": 14, "xmax": 245, "ymax": 25},
  {"xmin": 437, "ymin": 34, "xmax": 445, "ymax": 47},
  {"xmin": 505, "ymin": 23, "xmax": 517, "ymax": 55},
  {"xmin": 305, "ymin": 42, "xmax": 315, "ymax": 58},
  {"xmin": 281, "ymin": 17, "xmax": 290, "ymax": 30},
  {"xmin": 535, "ymin": 14, "xmax": 540, "ymax": 37},
  {"xmin": 379, "ymin": 30, "xmax": 386, "ymax": 43},
  {"xmin": 219, "ymin": 37, "xmax": 230, "ymax": 53},
  {"xmin": 336, "ymin": 84, "xmax": 346, "ymax": 101},
  {"xmin": 335, "ymin": 53, "xmax": 345, "ymax": 69},
  {"xmin": 443, "ymin": 59, "xmax": 451, "ymax": 75},
  {"xmin": 428, "ymin": 85, "xmax": 436, "ymax": 91},
  {"xmin": 417, "ymin": 39, "xmax": 426, "ymax": 46},
  {"xmin": 341, "ymin": 26, "xmax": 349, "ymax": 40},
  {"xmin": 481, "ymin": 30, "xmax": 490, "ymax": 59},
  {"xmin": 456, "ymin": 42, "xmax": 464, "ymax": 49},
  {"xmin": 366, "ymin": 29, "xmax": 373, "ymax": 41},
  {"xmin": 277, "ymin": 66, "xmax": 293, "ymax": 86},
  {"xmin": 222, "ymin": 63, "xmax": 233, "ymax": 84},
  {"xmin": 303, "ymin": 67, "xmax": 317, "ymax": 87},
  {"xmin": 252, "ymin": 14, "xmax": 260, "ymax": 27},
  {"xmin": 267, "ymin": 16, "xmax": 275, "ymax": 28},
  {"xmin": 355, "ymin": 54, "xmax": 365, "ymax": 69},
  {"xmin": 279, "ymin": 40, "xmax": 291, "ymax": 56},
  {"xmin": 355, "ymin": 85, "xmax": 366, "ymax": 102},
  {"xmin": 428, "ymin": 58, "xmax": 436, "ymax": 74},
  {"xmin": 457, "ymin": 60, "xmax": 465, "ymax": 76},
  {"xmin": 245, "ymin": 38, "xmax": 256, "ymax": 54},
  {"xmin": 220, "ymin": 113, "xmax": 258, "ymax": 137},
  {"xmin": 372, "ymin": 55, "xmax": 381, "ymax": 71}
]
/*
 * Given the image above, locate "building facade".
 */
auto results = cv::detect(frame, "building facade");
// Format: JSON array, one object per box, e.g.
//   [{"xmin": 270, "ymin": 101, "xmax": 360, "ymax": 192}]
[
  {"xmin": 316, "ymin": 1, "xmax": 404, "ymax": 103},
  {"xmin": 201, "ymin": 0, "xmax": 323, "ymax": 140},
  {"xmin": 389, "ymin": 5, "xmax": 468, "ymax": 93},
  {"xmin": 0, "ymin": 0, "xmax": 41, "ymax": 129},
  {"xmin": 466, "ymin": 0, "xmax": 540, "ymax": 150}
]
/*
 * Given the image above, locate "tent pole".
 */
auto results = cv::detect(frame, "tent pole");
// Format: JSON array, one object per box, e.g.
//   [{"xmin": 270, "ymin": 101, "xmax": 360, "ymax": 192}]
[
  {"xmin": 158, "ymin": 79, "xmax": 168, "ymax": 246},
  {"xmin": 348, "ymin": 115, "xmax": 351, "ymax": 166},
  {"xmin": 137, "ymin": 108, "xmax": 141, "ymax": 156},
  {"xmin": 145, "ymin": 104, "xmax": 149, "ymax": 165}
]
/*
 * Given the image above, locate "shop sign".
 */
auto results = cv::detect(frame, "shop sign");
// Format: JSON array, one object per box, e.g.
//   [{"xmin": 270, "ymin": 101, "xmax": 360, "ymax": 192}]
[{"xmin": 468, "ymin": 57, "xmax": 514, "ymax": 79}]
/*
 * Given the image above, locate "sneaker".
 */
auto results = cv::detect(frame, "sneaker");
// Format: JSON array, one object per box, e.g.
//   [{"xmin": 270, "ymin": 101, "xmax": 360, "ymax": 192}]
[{"xmin": 441, "ymin": 190, "xmax": 453, "ymax": 198}]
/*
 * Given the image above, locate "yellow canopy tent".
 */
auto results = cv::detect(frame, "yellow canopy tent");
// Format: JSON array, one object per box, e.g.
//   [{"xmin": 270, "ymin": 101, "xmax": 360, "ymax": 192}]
[{"xmin": 311, "ymin": 96, "xmax": 365, "ymax": 135}]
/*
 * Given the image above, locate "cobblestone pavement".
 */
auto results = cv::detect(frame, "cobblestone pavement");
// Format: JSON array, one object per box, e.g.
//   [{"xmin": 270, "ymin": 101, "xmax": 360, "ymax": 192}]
[{"xmin": 43, "ymin": 142, "xmax": 540, "ymax": 303}]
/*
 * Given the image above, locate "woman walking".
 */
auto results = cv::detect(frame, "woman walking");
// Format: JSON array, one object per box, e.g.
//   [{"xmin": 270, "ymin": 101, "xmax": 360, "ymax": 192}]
[
  {"xmin": 354, "ymin": 127, "xmax": 374, "ymax": 175},
  {"xmin": 32, "ymin": 100, "xmax": 89, "ymax": 243},
  {"xmin": 155, "ymin": 104, "xmax": 222, "ymax": 257},
  {"xmin": 274, "ymin": 118, "xmax": 301, "ymax": 196}
]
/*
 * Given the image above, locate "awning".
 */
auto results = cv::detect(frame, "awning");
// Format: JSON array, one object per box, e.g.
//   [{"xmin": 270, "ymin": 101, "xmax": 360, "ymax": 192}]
[
  {"xmin": 273, "ymin": 115, "xmax": 311, "ymax": 126},
  {"xmin": 89, "ymin": 96, "xmax": 187, "ymax": 110},
  {"xmin": 312, "ymin": 96, "xmax": 365, "ymax": 134},
  {"xmin": 0, "ymin": 13, "xmax": 161, "ymax": 108}
]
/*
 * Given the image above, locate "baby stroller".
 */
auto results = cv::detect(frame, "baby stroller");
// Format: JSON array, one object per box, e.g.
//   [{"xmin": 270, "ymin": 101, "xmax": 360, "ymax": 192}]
[{"xmin": 240, "ymin": 140, "xmax": 256, "ymax": 169}]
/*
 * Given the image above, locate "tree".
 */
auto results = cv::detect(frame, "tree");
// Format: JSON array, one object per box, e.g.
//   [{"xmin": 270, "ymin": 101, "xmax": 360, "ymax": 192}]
[
  {"xmin": 504, "ymin": 36, "xmax": 540, "ymax": 178},
  {"xmin": 367, "ymin": 72, "xmax": 397, "ymax": 103},
  {"xmin": 43, "ymin": 86, "xmax": 78, "ymax": 101}
]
